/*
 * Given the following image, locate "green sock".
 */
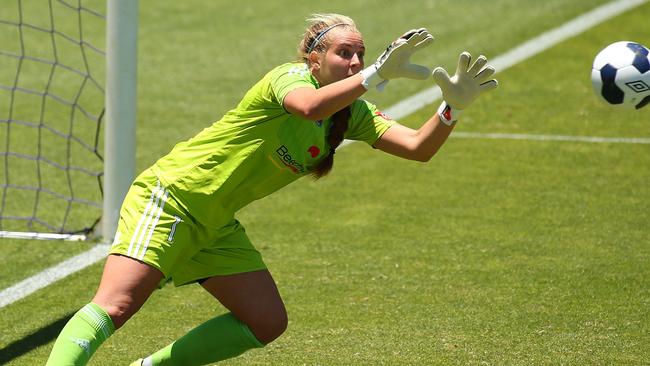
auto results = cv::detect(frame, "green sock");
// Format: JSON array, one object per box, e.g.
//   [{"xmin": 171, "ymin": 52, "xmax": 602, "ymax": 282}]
[
  {"xmin": 144, "ymin": 312, "xmax": 263, "ymax": 366},
  {"xmin": 46, "ymin": 302, "xmax": 115, "ymax": 366}
]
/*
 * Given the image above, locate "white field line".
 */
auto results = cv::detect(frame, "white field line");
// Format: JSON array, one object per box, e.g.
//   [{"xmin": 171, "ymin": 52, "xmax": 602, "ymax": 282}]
[
  {"xmin": 0, "ymin": 244, "xmax": 110, "ymax": 308},
  {"xmin": 452, "ymin": 132, "xmax": 650, "ymax": 144},
  {"xmin": 1, "ymin": 0, "xmax": 648, "ymax": 309},
  {"xmin": 0, "ymin": 230, "xmax": 87, "ymax": 241}
]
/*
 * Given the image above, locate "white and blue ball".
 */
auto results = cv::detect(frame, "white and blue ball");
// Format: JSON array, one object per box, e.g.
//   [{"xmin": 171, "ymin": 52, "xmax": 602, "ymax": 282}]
[{"xmin": 591, "ymin": 41, "xmax": 650, "ymax": 109}]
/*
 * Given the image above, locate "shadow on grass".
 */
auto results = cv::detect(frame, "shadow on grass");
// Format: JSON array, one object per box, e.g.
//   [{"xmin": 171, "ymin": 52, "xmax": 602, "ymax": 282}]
[{"xmin": 0, "ymin": 312, "xmax": 74, "ymax": 364}]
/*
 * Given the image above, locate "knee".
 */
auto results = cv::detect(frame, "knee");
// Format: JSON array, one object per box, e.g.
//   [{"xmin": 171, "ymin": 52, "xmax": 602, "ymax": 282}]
[
  {"xmin": 267, "ymin": 308, "xmax": 289, "ymax": 341},
  {"xmin": 247, "ymin": 306, "xmax": 288, "ymax": 345},
  {"xmin": 92, "ymin": 298, "xmax": 139, "ymax": 330}
]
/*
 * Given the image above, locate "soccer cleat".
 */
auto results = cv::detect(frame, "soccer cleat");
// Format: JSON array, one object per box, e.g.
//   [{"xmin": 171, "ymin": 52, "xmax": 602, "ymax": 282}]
[{"xmin": 128, "ymin": 358, "xmax": 143, "ymax": 366}]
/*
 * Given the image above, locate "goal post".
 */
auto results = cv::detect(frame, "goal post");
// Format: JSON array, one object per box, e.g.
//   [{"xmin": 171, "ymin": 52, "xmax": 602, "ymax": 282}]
[
  {"xmin": 103, "ymin": 0, "xmax": 137, "ymax": 242},
  {"xmin": 0, "ymin": 0, "xmax": 137, "ymax": 242}
]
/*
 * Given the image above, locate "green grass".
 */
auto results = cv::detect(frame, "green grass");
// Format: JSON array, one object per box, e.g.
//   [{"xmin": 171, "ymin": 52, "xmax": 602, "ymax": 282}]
[{"xmin": 2, "ymin": 0, "xmax": 650, "ymax": 365}]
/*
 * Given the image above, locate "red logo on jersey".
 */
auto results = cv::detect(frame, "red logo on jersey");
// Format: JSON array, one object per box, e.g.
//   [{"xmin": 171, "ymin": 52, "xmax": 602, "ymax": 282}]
[
  {"xmin": 307, "ymin": 145, "xmax": 320, "ymax": 158},
  {"xmin": 375, "ymin": 111, "xmax": 392, "ymax": 120}
]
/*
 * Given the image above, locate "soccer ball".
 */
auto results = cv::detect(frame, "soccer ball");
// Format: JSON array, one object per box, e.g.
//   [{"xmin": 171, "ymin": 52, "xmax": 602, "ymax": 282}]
[{"xmin": 591, "ymin": 41, "xmax": 650, "ymax": 109}]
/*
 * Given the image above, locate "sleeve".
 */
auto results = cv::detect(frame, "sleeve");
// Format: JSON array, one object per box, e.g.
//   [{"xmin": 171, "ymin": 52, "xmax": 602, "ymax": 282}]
[
  {"xmin": 344, "ymin": 99, "xmax": 396, "ymax": 146},
  {"xmin": 269, "ymin": 63, "xmax": 318, "ymax": 106}
]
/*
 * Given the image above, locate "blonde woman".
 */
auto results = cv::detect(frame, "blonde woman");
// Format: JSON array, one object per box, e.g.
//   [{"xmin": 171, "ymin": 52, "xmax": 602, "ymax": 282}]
[{"xmin": 46, "ymin": 13, "xmax": 497, "ymax": 366}]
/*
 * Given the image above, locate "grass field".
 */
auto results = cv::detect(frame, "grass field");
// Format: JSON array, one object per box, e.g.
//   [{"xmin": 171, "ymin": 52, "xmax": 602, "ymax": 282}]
[{"xmin": 2, "ymin": 0, "xmax": 650, "ymax": 364}]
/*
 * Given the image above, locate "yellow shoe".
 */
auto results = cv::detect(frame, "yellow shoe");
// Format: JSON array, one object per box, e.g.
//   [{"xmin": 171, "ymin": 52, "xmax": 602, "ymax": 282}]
[{"xmin": 128, "ymin": 359, "xmax": 143, "ymax": 366}]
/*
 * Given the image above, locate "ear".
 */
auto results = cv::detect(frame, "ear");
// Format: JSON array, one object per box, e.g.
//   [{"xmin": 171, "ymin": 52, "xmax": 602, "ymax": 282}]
[{"xmin": 308, "ymin": 51, "xmax": 321, "ymax": 70}]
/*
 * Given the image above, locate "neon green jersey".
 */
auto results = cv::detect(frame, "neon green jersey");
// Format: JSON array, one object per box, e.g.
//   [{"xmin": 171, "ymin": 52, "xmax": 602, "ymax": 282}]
[{"xmin": 151, "ymin": 62, "xmax": 395, "ymax": 229}]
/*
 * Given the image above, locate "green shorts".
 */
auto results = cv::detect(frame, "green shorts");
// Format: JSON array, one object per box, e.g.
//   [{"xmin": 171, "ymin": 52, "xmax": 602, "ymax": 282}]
[{"xmin": 110, "ymin": 169, "xmax": 267, "ymax": 286}]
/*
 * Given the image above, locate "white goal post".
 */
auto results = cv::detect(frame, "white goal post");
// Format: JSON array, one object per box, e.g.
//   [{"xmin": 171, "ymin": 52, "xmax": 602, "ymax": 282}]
[
  {"xmin": 0, "ymin": 0, "xmax": 137, "ymax": 242},
  {"xmin": 102, "ymin": 0, "xmax": 137, "ymax": 242}
]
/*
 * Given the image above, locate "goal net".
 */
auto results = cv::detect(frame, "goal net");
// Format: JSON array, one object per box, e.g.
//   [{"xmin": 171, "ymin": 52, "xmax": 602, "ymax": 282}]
[{"xmin": 0, "ymin": 0, "xmax": 136, "ymax": 241}]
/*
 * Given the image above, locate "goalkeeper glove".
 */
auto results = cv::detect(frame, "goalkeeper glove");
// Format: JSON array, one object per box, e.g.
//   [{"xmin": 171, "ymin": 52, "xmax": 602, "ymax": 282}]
[
  {"xmin": 432, "ymin": 51, "xmax": 498, "ymax": 125},
  {"xmin": 361, "ymin": 28, "xmax": 434, "ymax": 91}
]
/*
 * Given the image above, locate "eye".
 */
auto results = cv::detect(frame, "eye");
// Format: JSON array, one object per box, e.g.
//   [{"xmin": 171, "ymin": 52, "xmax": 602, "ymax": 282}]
[{"xmin": 339, "ymin": 49, "xmax": 352, "ymax": 58}]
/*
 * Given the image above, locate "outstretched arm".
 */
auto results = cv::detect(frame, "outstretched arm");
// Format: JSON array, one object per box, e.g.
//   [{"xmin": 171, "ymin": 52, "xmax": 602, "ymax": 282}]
[
  {"xmin": 284, "ymin": 29, "xmax": 433, "ymax": 121},
  {"xmin": 374, "ymin": 51, "xmax": 498, "ymax": 162},
  {"xmin": 373, "ymin": 113, "xmax": 453, "ymax": 162},
  {"xmin": 283, "ymin": 75, "xmax": 368, "ymax": 121}
]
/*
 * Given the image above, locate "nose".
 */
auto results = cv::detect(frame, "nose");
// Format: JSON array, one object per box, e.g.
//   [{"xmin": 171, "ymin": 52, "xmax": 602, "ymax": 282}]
[{"xmin": 350, "ymin": 53, "xmax": 363, "ymax": 72}]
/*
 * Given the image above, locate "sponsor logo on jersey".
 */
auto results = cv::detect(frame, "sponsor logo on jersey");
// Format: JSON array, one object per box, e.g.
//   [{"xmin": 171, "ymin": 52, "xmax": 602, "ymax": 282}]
[
  {"xmin": 287, "ymin": 64, "xmax": 310, "ymax": 78},
  {"xmin": 276, "ymin": 145, "xmax": 306, "ymax": 174},
  {"xmin": 307, "ymin": 145, "xmax": 320, "ymax": 158},
  {"xmin": 375, "ymin": 111, "xmax": 392, "ymax": 120}
]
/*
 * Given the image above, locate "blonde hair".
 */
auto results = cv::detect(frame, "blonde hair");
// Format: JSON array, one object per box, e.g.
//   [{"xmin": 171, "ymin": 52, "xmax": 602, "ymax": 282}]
[{"xmin": 297, "ymin": 13, "xmax": 359, "ymax": 63}]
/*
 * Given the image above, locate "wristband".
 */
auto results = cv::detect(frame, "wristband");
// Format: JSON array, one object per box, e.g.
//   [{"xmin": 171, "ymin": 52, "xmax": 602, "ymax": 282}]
[
  {"xmin": 437, "ymin": 101, "xmax": 462, "ymax": 126},
  {"xmin": 360, "ymin": 65, "xmax": 388, "ymax": 91}
]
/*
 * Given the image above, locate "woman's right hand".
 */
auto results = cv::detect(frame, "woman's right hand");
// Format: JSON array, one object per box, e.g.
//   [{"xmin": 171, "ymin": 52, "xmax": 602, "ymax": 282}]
[{"xmin": 360, "ymin": 28, "xmax": 434, "ymax": 91}]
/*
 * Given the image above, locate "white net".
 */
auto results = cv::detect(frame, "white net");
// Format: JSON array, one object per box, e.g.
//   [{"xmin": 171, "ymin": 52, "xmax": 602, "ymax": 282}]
[{"xmin": 0, "ymin": 0, "xmax": 106, "ymax": 239}]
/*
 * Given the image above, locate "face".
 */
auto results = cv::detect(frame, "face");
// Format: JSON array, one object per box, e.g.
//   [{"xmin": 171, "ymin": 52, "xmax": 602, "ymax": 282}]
[{"xmin": 310, "ymin": 29, "xmax": 365, "ymax": 86}]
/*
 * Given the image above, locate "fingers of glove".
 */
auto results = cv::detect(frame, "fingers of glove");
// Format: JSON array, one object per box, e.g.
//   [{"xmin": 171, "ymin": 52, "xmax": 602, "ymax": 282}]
[
  {"xmin": 378, "ymin": 38, "xmax": 406, "ymax": 62},
  {"xmin": 467, "ymin": 55, "xmax": 488, "ymax": 76},
  {"xmin": 403, "ymin": 64, "xmax": 432, "ymax": 80},
  {"xmin": 478, "ymin": 79, "xmax": 499, "ymax": 92},
  {"xmin": 383, "ymin": 39, "xmax": 411, "ymax": 62},
  {"xmin": 385, "ymin": 29, "xmax": 432, "ymax": 60},
  {"xmin": 475, "ymin": 65, "xmax": 496, "ymax": 84},
  {"xmin": 401, "ymin": 29, "xmax": 433, "ymax": 53},
  {"xmin": 405, "ymin": 31, "xmax": 427, "ymax": 49},
  {"xmin": 412, "ymin": 33, "xmax": 434, "ymax": 51},
  {"xmin": 400, "ymin": 28, "xmax": 427, "ymax": 40},
  {"xmin": 456, "ymin": 52, "xmax": 472, "ymax": 75},
  {"xmin": 432, "ymin": 67, "xmax": 453, "ymax": 90}
]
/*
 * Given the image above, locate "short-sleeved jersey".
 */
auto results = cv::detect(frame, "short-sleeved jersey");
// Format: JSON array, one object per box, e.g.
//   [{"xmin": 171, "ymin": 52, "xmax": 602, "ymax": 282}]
[{"xmin": 151, "ymin": 62, "xmax": 395, "ymax": 229}]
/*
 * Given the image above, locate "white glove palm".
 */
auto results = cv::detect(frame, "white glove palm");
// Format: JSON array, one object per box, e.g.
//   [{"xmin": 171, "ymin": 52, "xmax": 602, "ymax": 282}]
[
  {"xmin": 433, "ymin": 51, "xmax": 498, "ymax": 110},
  {"xmin": 361, "ymin": 28, "xmax": 434, "ymax": 91}
]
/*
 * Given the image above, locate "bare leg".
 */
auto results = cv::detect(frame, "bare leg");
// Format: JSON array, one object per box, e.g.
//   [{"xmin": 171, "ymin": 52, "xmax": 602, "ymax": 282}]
[
  {"xmin": 46, "ymin": 254, "xmax": 164, "ymax": 365},
  {"xmin": 136, "ymin": 269, "xmax": 285, "ymax": 365},
  {"xmin": 92, "ymin": 254, "xmax": 164, "ymax": 329},
  {"xmin": 200, "ymin": 269, "xmax": 288, "ymax": 344}
]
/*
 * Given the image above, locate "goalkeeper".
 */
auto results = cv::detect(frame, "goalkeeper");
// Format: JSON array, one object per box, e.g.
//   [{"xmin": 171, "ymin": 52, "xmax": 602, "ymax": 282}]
[{"xmin": 46, "ymin": 13, "xmax": 497, "ymax": 366}]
